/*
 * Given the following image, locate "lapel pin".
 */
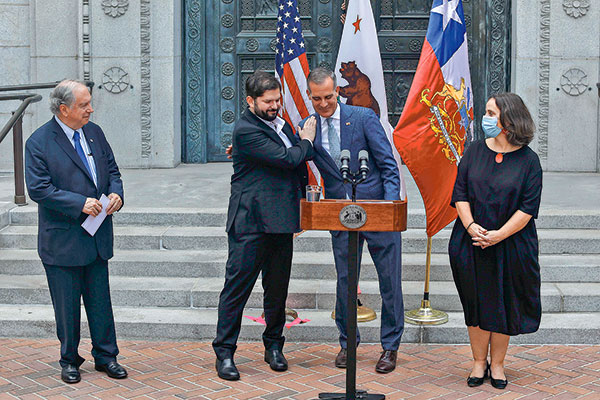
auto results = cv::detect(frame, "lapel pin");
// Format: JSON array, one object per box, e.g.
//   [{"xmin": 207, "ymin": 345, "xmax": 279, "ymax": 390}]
[
  {"xmin": 90, "ymin": 139, "xmax": 94, "ymax": 143},
  {"xmin": 346, "ymin": 122, "xmax": 351, "ymax": 126}
]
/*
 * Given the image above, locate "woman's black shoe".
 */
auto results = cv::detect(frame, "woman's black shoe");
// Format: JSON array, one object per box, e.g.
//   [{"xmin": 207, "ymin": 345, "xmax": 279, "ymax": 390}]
[
  {"xmin": 490, "ymin": 374, "xmax": 508, "ymax": 389},
  {"xmin": 467, "ymin": 363, "xmax": 489, "ymax": 387}
]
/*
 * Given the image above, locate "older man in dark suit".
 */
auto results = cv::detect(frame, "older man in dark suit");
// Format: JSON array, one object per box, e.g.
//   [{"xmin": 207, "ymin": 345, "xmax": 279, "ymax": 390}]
[
  {"xmin": 25, "ymin": 80, "xmax": 127, "ymax": 384},
  {"xmin": 212, "ymin": 70, "xmax": 316, "ymax": 381}
]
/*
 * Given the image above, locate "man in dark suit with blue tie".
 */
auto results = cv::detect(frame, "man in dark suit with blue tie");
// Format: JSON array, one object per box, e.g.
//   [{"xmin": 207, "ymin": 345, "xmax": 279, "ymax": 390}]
[
  {"xmin": 25, "ymin": 80, "xmax": 127, "ymax": 384},
  {"xmin": 212, "ymin": 71, "xmax": 316, "ymax": 381},
  {"xmin": 300, "ymin": 67, "xmax": 404, "ymax": 374}
]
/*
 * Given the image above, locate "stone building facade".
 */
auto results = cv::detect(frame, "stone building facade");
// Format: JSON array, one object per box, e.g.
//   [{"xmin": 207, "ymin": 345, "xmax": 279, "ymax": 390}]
[{"xmin": 0, "ymin": 0, "xmax": 598, "ymax": 171}]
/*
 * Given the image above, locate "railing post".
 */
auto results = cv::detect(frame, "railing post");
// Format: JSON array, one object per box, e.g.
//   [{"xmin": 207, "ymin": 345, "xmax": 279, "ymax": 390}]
[{"xmin": 12, "ymin": 113, "xmax": 27, "ymax": 205}]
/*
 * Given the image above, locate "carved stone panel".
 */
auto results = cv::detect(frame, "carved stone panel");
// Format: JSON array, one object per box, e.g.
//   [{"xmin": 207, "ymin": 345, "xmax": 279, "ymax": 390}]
[
  {"xmin": 560, "ymin": 68, "xmax": 589, "ymax": 96},
  {"xmin": 102, "ymin": 67, "xmax": 130, "ymax": 94},
  {"xmin": 563, "ymin": 0, "xmax": 590, "ymax": 18},
  {"xmin": 102, "ymin": 0, "xmax": 129, "ymax": 18}
]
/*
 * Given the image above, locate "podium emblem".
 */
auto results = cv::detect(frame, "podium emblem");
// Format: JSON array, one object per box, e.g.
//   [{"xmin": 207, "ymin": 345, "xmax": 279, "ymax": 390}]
[{"xmin": 339, "ymin": 205, "xmax": 367, "ymax": 229}]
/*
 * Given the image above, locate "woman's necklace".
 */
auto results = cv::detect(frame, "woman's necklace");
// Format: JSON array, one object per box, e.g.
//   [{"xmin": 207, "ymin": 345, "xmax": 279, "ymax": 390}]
[{"xmin": 495, "ymin": 152, "xmax": 506, "ymax": 163}]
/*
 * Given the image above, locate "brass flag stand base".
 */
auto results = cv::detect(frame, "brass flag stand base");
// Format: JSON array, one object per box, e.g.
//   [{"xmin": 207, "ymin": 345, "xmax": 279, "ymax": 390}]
[
  {"xmin": 357, "ymin": 303, "xmax": 377, "ymax": 322},
  {"xmin": 331, "ymin": 299, "xmax": 377, "ymax": 323},
  {"xmin": 404, "ymin": 236, "xmax": 448, "ymax": 326},
  {"xmin": 285, "ymin": 307, "xmax": 299, "ymax": 320},
  {"xmin": 262, "ymin": 307, "xmax": 299, "ymax": 321},
  {"xmin": 405, "ymin": 299, "xmax": 448, "ymax": 325}
]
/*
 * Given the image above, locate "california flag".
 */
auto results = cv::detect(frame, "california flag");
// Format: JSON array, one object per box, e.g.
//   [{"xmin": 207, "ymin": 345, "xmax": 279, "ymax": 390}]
[{"xmin": 334, "ymin": 0, "xmax": 406, "ymax": 200}]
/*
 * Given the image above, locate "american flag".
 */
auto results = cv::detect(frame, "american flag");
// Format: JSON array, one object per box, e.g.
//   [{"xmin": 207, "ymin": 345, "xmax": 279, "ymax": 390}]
[{"xmin": 275, "ymin": 0, "xmax": 321, "ymax": 185}]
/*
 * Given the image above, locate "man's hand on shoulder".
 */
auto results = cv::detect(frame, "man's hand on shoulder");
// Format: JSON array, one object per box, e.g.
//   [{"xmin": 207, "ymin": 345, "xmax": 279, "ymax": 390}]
[
  {"xmin": 105, "ymin": 193, "xmax": 123, "ymax": 215},
  {"xmin": 82, "ymin": 198, "xmax": 102, "ymax": 217},
  {"xmin": 298, "ymin": 116, "xmax": 317, "ymax": 143}
]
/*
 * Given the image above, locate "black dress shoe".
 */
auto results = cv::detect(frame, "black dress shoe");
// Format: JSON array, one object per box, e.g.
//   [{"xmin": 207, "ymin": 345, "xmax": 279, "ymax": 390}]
[
  {"xmin": 264, "ymin": 349, "xmax": 288, "ymax": 371},
  {"xmin": 95, "ymin": 361, "xmax": 128, "ymax": 379},
  {"xmin": 467, "ymin": 363, "xmax": 489, "ymax": 387},
  {"xmin": 61, "ymin": 364, "xmax": 81, "ymax": 384},
  {"xmin": 216, "ymin": 358, "xmax": 240, "ymax": 381},
  {"xmin": 335, "ymin": 348, "xmax": 347, "ymax": 369}
]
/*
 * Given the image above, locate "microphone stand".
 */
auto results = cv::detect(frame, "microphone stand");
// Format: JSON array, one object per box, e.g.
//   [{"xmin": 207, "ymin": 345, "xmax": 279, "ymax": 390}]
[{"xmin": 319, "ymin": 163, "xmax": 384, "ymax": 400}]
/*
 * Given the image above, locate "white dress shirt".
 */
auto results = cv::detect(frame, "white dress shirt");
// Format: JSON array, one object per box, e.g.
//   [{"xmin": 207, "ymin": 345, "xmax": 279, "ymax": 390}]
[
  {"xmin": 320, "ymin": 104, "xmax": 341, "ymax": 155},
  {"xmin": 258, "ymin": 115, "xmax": 293, "ymax": 148},
  {"xmin": 54, "ymin": 116, "xmax": 98, "ymax": 187}
]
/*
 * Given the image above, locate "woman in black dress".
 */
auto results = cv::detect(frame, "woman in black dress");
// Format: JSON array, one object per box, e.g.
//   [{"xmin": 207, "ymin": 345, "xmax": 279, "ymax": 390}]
[{"xmin": 449, "ymin": 93, "xmax": 542, "ymax": 390}]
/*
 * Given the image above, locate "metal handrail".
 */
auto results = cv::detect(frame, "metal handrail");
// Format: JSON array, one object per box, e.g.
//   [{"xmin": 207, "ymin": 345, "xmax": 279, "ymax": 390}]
[
  {"xmin": 0, "ymin": 93, "xmax": 42, "ymax": 144},
  {"xmin": 0, "ymin": 81, "xmax": 94, "ymax": 205},
  {"xmin": 0, "ymin": 93, "xmax": 43, "ymax": 205}
]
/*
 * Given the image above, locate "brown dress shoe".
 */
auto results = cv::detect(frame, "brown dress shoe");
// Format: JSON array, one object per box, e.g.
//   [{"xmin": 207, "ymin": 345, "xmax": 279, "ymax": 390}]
[
  {"xmin": 335, "ymin": 348, "xmax": 347, "ymax": 368},
  {"xmin": 375, "ymin": 350, "xmax": 397, "ymax": 373}
]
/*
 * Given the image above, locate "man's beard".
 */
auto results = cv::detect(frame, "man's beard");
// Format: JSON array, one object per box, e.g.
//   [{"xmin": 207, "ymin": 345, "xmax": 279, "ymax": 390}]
[{"xmin": 254, "ymin": 104, "xmax": 279, "ymax": 121}]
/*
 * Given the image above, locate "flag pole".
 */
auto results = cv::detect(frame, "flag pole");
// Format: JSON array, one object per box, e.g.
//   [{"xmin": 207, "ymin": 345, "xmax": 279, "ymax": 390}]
[{"xmin": 404, "ymin": 236, "xmax": 448, "ymax": 325}]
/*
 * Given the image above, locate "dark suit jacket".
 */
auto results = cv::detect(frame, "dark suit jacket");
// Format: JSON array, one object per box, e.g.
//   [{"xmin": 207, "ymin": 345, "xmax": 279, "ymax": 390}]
[
  {"xmin": 226, "ymin": 109, "xmax": 313, "ymax": 234},
  {"xmin": 299, "ymin": 102, "xmax": 400, "ymax": 201},
  {"xmin": 25, "ymin": 117, "xmax": 124, "ymax": 267}
]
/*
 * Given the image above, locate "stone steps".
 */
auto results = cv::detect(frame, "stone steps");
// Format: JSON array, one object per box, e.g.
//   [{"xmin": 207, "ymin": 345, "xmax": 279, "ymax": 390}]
[
  {"xmin": 2, "ymin": 204, "xmax": 599, "ymax": 344},
  {"xmin": 8, "ymin": 206, "xmax": 600, "ymax": 230},
  {"xmin": 1, "ymin": 249, "xmax": 598, "ymax": 282},
  {"xmin": 2, "ymin": 225, "xmax": 600, "ymax": 254},
  {"xmin": 1, "ymin": 275, "xmax": 599, "ymax": 313},
  {"xmin": 0, "ymin": 304, "xmax": 598, "ymax": 344}
]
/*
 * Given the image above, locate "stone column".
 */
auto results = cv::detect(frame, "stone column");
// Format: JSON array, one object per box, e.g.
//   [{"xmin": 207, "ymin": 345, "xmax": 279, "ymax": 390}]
[
  {"xmin": 89, "ymin": 0, "xmax": 182, "ymax": 168},
  {"xmin": 513, "ymin": 0, "xmax": 599, "ymax": 172},
  {"xmin": 0, "ymin": 0, "xmax": 33, "ymax": 171},
  {"xmin": 1, "ymin": 0, "xmax": 182, "ymax": 170}
]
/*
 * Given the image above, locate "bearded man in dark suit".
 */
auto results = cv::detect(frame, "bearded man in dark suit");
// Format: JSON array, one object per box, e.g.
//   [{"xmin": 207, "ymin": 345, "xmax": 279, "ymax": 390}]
[
  {"xmin": 25, "ymin": 80, "xmax": 127, "ymax": 384},
  {"xmin": 212, "ymin": 70, "xmax": 317, "ymax": 381}
]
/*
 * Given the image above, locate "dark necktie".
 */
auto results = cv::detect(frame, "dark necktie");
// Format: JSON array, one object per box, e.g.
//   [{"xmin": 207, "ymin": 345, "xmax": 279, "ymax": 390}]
[{"xmin": 73, "ymin": 130, "xmax": 92, "ymax": 176}]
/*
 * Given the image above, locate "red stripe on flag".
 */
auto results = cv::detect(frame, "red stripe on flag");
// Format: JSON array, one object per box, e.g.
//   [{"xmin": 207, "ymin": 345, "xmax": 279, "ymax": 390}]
[
  {"xmin": 283, "ymin": 64, "xmax": 310, "ymax": 118},
  {"xmin": 299, "ymin": 53, "xmax": 310, "ymax": 78}
]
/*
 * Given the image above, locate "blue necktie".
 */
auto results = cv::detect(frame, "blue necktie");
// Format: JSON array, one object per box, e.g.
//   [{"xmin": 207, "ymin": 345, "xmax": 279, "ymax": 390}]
[
  {"xmin": 73, "ymin": 130, "xmax": 92, "ymax": 176},
  {"xmin": 327, "ymin": 118, "xmax": 341, "ymax": 168}
]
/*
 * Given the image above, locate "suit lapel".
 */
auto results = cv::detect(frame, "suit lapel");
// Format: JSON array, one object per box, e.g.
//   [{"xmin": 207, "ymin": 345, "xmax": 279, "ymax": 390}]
[
  {"xmin": 282, "ymin": 123, "xmax": 297, "ymax": 145},
  {"xmin": 339, "ymin": 103, "xmax": 355, "ymax": 153},
  {"xmin": 51, "ymin": 120, "xmax": 95, "ymax": 185},
  {"xmin": 245, "ymin": 109, "xmax": 285, "ymax": 147}
]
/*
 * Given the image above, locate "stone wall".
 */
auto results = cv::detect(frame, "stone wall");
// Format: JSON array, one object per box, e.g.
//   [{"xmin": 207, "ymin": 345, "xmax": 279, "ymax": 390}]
[
  {"xmin": 0, "ymin": 0, "xmax": 34, "ymax": 172},
  {"xmin": 2, "ymin": 1, "xmax": 599, "ymax": 171},
  {"xmin": 513, "ymin": 0, "xmax": 600, "ymax": 172},
  {"xmin": 0, "ymin": 0, "xmax": 182, "ymax": 170}
]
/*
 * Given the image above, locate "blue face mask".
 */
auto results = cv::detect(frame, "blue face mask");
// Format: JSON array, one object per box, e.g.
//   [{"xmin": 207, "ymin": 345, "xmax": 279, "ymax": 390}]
[{"xmin": 481, "ymin": 116, "xmax": 502, "ymax": 138}]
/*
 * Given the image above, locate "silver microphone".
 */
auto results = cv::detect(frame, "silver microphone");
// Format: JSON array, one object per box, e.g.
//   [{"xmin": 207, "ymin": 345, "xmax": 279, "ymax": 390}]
[
  {"xmin": 340, "ymin": 149, "xmax": 351, "ymax": 181},
  {"xmin": 358, "ymin": 150, "xmax": 369, "ymax": 180}
]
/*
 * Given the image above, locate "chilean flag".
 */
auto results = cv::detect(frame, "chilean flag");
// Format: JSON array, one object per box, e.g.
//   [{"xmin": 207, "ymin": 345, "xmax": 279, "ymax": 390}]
[{"xmin": 393, "ymin": 0, "xmax": 474, "ymax": 237}]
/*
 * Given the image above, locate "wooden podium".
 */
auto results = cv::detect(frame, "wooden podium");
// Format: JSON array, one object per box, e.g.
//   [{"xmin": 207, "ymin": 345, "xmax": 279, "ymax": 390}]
[{"xmin": 300, "ymin": 199, "xmax": 407, "ymax": 400}]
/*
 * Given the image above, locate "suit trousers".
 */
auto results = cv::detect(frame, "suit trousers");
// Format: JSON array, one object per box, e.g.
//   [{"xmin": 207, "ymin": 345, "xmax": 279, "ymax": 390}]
[
  {"xmin": 213, "ymin": 231, "xmax": 293, "ymax": 360},
  {"xmin": 43, "ymin": 258, "xmax": 119, "ymax": 367},
  {"xmin": 331, "ymin": 230, "xmax": 404, "ymax": 350}
]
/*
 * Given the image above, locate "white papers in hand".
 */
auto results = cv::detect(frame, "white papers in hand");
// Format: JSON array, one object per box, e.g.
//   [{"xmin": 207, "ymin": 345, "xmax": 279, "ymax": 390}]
[{"xmin": 81, "ymin": 194, "xmax": 110, "ymax": 236}]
